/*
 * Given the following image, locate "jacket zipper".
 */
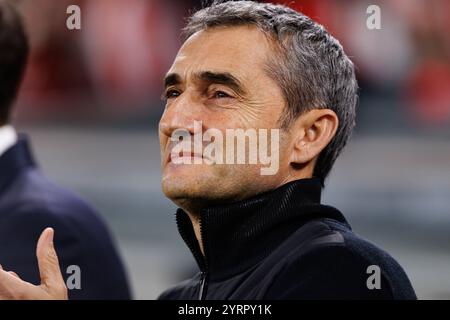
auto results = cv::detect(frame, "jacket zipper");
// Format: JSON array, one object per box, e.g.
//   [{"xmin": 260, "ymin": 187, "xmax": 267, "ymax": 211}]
[
  {"xmin": 198, "ymin": 271, "xmax": 207, "ymax": 300},
  {"xmin": 176, "ymin": 210, "xmax": 209, "ymax": 300},
  {"xmin": 197, "ymin": 217, "xmax": 208, "ymax": 300}
]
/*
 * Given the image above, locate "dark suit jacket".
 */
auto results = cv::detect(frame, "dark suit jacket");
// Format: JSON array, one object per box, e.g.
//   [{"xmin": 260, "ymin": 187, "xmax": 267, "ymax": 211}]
[{"xmin": 0, "ymin": 137, "xmax": 131, "ymax": 299}]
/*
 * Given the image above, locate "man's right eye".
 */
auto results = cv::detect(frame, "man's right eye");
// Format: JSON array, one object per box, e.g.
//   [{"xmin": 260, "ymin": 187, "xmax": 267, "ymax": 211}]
[{"xmin": 165, "ymin": 89, "xmax": 181, "ymax": 99}]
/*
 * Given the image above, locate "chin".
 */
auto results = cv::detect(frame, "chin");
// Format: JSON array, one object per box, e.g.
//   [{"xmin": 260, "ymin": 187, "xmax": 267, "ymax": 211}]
[
  {"xmin": 161, "ymin": 167, "xmax": 215, "ymax": 200},
  {"xmin": 160, "ymin": 163, "xmax": 265, "ymax": 205}
]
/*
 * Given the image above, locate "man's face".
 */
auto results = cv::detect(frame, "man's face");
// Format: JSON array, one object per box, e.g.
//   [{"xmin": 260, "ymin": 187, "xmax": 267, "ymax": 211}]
[{"xmin": 159, "ymin": 25, "xmax": 293, "ymax": 208}]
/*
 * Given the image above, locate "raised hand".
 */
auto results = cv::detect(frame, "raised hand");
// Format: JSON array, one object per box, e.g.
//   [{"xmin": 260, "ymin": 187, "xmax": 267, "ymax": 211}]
[{"xmin": 0, "ymin": 228, "xmax": 68, "ymax": 300}]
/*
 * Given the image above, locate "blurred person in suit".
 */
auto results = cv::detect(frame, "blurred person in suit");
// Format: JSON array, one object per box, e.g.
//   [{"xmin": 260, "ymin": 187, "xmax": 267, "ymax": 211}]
[{"xmin": 0, "ymin": 1, "xmax": 131, "ymax": 299}]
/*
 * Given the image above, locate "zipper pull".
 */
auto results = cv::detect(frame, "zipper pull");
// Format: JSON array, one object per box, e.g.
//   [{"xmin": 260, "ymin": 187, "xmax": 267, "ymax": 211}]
[{"xmin": 198, "ymin": 271, "xmax": 207, "ymax": 300}]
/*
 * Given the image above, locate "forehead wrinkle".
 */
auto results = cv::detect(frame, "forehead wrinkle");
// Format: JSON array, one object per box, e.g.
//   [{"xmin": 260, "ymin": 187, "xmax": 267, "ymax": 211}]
[{"xmin": 165, "ymin": 27, "xmax": 278, "ymax": 96}]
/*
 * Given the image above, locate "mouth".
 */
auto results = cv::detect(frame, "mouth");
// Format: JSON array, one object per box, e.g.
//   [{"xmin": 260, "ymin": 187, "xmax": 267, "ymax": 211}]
[{"xmin": 167, "ymin": 151, "xmax": 205, "ymax": 164}]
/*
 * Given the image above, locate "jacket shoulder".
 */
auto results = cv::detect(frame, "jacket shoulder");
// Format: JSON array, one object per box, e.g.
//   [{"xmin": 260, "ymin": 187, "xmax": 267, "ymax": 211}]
[
  {"xmin": 2, "ymin": 167, "xmax": 107, "ymax": 229},
  {"xmin": 158, "ymin": 275, "xmax": 200, "ymax": 300},
  {"xmin": 263, "ymin": 218, "xmax": 416, "ymax": 299}
]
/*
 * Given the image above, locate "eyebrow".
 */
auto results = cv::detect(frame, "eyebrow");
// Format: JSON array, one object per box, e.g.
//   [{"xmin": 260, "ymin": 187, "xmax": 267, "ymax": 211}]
[
  {"xmin": 163, "ymin": 71, "xmax": 246, "ymax": 96},
  {"xmin": 197, "ymin": 71, "xmax": 246, "ymax": 95},
  {"xmin": 164, "ymin": 73, "xmax": 182, "ymax": 89}
]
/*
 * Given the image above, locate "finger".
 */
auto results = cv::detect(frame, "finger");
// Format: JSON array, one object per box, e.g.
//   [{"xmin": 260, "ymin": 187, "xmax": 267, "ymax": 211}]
[
  {"xmin": 36, "ymin": 228, "xmax": 65, "ymax": 289},
  {"xmin": 0, "ymin": 265, "xmax": 21, "ymax": 279},
  {"xmin": 0, "ymin": 269, "xmax": 24, "ymax": 286},
  {"xmin": 0, "ymin": 269, "xmax": 28, "ymax": 299}
]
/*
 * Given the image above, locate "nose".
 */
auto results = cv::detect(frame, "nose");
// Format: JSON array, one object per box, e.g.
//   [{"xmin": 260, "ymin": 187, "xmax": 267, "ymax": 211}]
[{"xmin": 159, "ymin": 93, "xmax": 202, "ymax": 137}]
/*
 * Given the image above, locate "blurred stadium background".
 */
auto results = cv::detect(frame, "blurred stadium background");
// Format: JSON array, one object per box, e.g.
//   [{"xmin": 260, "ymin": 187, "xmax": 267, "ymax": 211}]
[{"xmin": 9, "ymin": 0, "xmax": 450, "ymax": 299}]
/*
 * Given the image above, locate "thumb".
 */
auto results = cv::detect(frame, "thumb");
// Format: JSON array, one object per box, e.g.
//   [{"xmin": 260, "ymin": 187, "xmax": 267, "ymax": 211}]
[{"xmin": 36, "ymin": 228, "xmax": 65, "ymax": 290}]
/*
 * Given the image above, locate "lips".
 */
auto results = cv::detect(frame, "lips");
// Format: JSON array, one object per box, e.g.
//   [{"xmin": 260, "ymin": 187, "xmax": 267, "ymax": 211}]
[{"xmin": 169, "ymin": 151, "xmax": 204, "ymax": 163}]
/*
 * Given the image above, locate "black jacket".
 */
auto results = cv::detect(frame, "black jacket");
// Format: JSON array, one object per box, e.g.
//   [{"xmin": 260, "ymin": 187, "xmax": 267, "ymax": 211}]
[
  {"xmin": 159, "ymin": 178, "xmax": 416, "ymax": 300},
  {"xmin": 0, "ymin": 137, "xmax": 131, "ymax": 299}
]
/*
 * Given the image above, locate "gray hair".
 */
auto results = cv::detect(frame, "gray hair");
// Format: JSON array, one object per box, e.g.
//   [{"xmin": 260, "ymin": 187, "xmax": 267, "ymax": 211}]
[{"xmin": 183, "ymin": 0, "xmax": 358, "ymax": 185}]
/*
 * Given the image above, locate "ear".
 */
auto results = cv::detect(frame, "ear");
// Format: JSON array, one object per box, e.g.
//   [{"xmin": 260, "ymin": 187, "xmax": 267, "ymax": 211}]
[{"xmin": 289, "ymin": 108, "xmax": 339, "ymax": 166}]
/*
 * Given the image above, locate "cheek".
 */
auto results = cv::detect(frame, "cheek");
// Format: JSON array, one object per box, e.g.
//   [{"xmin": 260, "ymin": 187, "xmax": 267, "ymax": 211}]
[
  {"xmin": 159, "ymin": 134, "xmax": 166, "ymax": 152},
  {"xmin": 208, "ymin": 102, "xmax": 274, "ymax": 131},
  {"xmin": 276, "ymin": 133, "xmax": 294, "ymax": 168},
  {"xmin": 239, "ymin": 97, "xmax": 285, "ymax": 130},
  {"xmin": 159, "ymin": 133, "xmax": 169, "ymax": 162}
]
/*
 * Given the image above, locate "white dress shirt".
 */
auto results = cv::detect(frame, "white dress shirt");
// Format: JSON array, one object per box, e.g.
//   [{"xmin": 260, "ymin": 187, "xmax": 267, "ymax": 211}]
[{"xmin": 0, "ymin": 125, "xmax": 18, "ymax": 157}]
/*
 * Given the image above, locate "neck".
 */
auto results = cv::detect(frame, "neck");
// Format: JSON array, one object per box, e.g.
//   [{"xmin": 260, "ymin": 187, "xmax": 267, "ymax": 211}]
[
  {"xmin": 185, "ymin": 211, "xmax": 204, "ymax": 255},
  {"xmin": 177, "ymin": 200, "xmax": 206, "ymax": 256}
]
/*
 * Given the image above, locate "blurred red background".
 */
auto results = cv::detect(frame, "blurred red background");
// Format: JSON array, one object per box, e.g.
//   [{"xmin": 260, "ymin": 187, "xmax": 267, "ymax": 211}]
[{"xmin": 12, "ymin": 0, "xmax": 450, "ymax": 130}]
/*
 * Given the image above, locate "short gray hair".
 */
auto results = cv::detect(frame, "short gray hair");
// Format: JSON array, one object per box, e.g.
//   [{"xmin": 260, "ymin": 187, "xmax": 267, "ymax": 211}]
[{"xmin": 183, "ymin": 0, "xmax": 358, "ymax": 185}]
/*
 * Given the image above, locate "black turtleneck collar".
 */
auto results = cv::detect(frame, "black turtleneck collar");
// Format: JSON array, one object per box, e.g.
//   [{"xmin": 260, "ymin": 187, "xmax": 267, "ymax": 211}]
[{"xmin": 175, "ymin": 177, "xmax": 349, "ymax": 281}]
